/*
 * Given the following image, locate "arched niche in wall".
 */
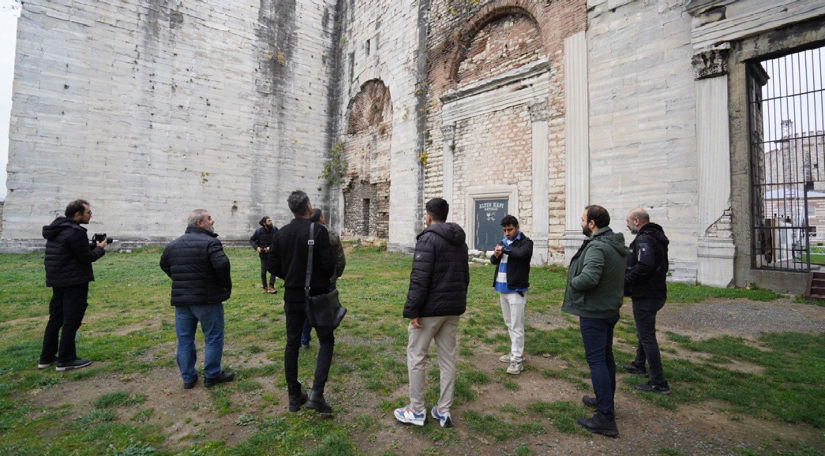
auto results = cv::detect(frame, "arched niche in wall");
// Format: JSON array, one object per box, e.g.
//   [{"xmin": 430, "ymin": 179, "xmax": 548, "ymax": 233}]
[
  {"xmin": 342, "ymin": 79, "xmax": 392, "ymax": 239},
  {"xmin": 439, "ymin": 9, "xmax": 551, "ymax": 262}
]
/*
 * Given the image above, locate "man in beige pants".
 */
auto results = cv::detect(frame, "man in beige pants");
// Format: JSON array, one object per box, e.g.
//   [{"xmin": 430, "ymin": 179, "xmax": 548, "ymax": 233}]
[{"xmin": 395, "ymin": 198, "xmax": 470, "ymax": 428}]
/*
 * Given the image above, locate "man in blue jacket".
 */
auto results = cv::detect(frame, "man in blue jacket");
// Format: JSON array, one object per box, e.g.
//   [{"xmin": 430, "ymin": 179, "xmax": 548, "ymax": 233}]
[
  {"xmin": 490, "ymin": 215, "xmax": 533, "ymax": 375},
  {"xmin": 160, "ymin": 209, "xmax": 234, "ymax": 390},
  {"xmin": 39, "ymin": 199, "xmax": 107, "ymax": 371},
  {"xmin": 395, "ymin": 198, "xmax": 469, "ymax": 429}
]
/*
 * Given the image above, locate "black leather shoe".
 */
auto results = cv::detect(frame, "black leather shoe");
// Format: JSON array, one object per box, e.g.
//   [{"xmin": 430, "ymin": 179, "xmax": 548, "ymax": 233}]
[
  {"xmin": 622, "ymin": 363, "xmax": 649, "ymax": 377},
  {"xmin": 288, "ymin": 388, "xmax": 308, "ymax": 412},
  {"xmin": 204, "ymin": 371, "xmax": 235, "ymax": 387},
  {"xmin": 184, "ymin": 378, "xmax": 198, "ymax": 390},
  {"xmin": 577, "ymin": 412, "xmax": 619, "ymax": 438},
  {"xmin": 305, "ymin": 391, "xmax": 333, "ymax": 414},
  {"xmin": 581, "ymin": 395, "xmax": 597, "ymax": 409},
  {"xmin": 635, "ymin": 381, "xmax": 671, "ymax": 395}
]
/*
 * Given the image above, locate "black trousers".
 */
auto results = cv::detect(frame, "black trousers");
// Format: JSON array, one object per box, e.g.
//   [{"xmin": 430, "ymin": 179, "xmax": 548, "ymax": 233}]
[
  {"xmin": 284, "ymin": 301, "xmax": 335, "ymax": 394},
  {"xmin": 260, "ymin": 257, "xmax": 275, "ymax": 288},
  {"xmin": 631, "ymin": 298, "xmax": 668, "ymax": 386},
  {"xmin": 40, "ymin": 283, "xmax": 89, "ymax": 364}
]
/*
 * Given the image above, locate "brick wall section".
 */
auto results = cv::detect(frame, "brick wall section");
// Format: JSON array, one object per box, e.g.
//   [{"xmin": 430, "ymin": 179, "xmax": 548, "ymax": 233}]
[
  {"xmin": 1, "ymin": 0, "xmax": 337, "ymax": 245},
  {"xmin": 457, "ymin": 14, "xmax": 543, "ymax": 85},
  {"xmin": 425, "ymin": 0, "xmax": 586, "ymax": 261}
]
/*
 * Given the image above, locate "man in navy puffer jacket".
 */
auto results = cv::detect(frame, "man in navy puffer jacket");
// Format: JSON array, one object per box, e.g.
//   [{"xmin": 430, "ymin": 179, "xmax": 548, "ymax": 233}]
[
  {"xmin": 39, "ymin": 199, "xmax": 107, "ymax": 372},
  {"xmin": 160, "ymin": 209, "xmax": 233, "ymax": 389}
]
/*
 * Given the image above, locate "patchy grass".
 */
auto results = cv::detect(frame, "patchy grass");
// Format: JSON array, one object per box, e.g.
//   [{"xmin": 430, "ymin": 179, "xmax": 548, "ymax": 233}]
[{"xmin": 0, "ymin": 247, "xmax": 820, "ymax": 454}]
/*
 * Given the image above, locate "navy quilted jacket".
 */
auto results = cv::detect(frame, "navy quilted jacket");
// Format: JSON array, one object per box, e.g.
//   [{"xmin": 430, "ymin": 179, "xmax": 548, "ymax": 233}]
[
  {"xmin": 403, "ymin": 222, "xmax": 470, "ymax": 319},
  {"xmin": 160, "ymin": 227, "xmax": 232, "ymax": 306},
  {"xmin": 42, "ymin": 217, "xmax": 105, "ymax": 288}
]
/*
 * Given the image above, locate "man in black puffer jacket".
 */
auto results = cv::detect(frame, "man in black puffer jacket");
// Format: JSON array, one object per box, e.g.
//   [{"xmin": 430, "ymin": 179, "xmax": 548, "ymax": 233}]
[
  {"xmin": 39, "ymin": 199, "xmax": 107, "ymax": 372},
  {"xmin": 623, "ymin": 208, "xmax": 671, "ymax": 395},
  {"xmin": 395, "ymin": 198, "xmax": 469, "ymax": 429},
  {"xmin": 160, "ymin": 209, "xmax": 233, "ymax": 390}
]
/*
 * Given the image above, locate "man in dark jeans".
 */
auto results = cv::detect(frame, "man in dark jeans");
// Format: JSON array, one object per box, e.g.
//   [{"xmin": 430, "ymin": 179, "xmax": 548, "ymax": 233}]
[
  {"xmin": 250, "ymin": 216, "xmax": 278, "ymax": 293},
  {"xmin": 268, "ymin": 191, "xmax": 336, "ymax": 413},
  {"xmin": 160, "ymin": 209, "xmax": 234, "ymax": 390},
  {"xmin": 40, "ymin": 199, "xmax": 108, "ymax": 371},
  {"xmin": 623, "ymin": 208, "xmax": 671, "ymax": 394},
  {"xmin": 562, "ymin": 205, "xmax": 629, "ymax": 438}
]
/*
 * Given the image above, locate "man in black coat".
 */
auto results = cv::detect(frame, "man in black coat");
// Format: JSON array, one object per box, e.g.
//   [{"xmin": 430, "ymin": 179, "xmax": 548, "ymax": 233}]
[
  {"xmin": 250, "ymin": 216, "xmax": 278, "ymax": 293},
  {"xmin": 623, "ymin": 208, "xmax": 671, "ymax": 394},
  {"xmin": 395, "ymin": 198, "xmax": 469, "ymax": 429},
  {"xmin": 39, "ymin": 199, "xmax": 107, "ymax": 371},
  {"xmin": 160, "ymin": 209, "xmax": 234, "ymax": 389},
  {"xmin": 268, "ymin": 190, "xmax": 336, "ymax": 413}
]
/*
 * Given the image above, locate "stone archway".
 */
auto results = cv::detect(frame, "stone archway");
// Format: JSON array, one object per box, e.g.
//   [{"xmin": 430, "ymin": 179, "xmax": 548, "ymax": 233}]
[{"xmin": 342, "ymin": 80, "xmax": 392, "ymax": 239}]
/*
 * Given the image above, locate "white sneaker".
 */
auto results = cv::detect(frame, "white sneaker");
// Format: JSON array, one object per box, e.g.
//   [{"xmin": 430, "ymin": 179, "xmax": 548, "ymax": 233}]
[
  {"xmin": 506, "ymin": 361, "xmax": 523, "ymax": 375},
  {"xmin": 431, "ymin": 407, "xmax": 453, "ymax": 428},
  {"xmin": 499, "ymin": 353, "xmax": 512, "ymax": 363},
  {"xmin": 394, "ymin": 406, "xmax": 426, "ymax": 426}
]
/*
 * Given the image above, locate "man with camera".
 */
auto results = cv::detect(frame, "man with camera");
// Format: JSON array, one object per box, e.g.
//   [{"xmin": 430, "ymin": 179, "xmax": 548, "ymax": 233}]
[
  {"xmin": 160, "ymin": 209, "xmax": 234, "ymax": 389},
  {"xmin": 268, "ymin": 191, "xmax": 337, "ymax": 413},
  {"xmin": 39, "ymin": 199, "xmax": 107, "ymax": 371}
]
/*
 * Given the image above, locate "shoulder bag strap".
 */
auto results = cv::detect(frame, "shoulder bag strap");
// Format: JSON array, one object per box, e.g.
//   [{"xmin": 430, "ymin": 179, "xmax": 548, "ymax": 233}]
[{"xmin": 305, "ymin": 222, "xmax": 315, "ymax": 298}]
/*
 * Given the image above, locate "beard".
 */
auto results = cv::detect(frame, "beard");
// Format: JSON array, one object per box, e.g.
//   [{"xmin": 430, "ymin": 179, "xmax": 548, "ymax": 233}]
[
  {"xmin": 628, "ymin": 226, "xmax": 639, "ymax": 235},
  {"xmin": 203, "ymin": 223, "xmax": 215, "ymax": 234},
  {"xmin": 582, "ymin": 226, "xmax": 592, "ymax": 237}
]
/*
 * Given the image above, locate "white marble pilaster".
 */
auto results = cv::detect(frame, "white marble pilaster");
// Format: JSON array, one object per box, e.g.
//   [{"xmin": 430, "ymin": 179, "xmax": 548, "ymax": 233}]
[
  {"xmin": 442, "ymin": 124, "xmax": 456, "ymax": 221},
  {"xmin": 529, "ymin": 101, "xmax": 549, "ymax": 265},
  {"xmin": 562, "ymin": 31, "xmax": 590, "ymax": 265},
  {"xmin": 694, "ymin": 45, "xmax": 735, "ymax": 287}
]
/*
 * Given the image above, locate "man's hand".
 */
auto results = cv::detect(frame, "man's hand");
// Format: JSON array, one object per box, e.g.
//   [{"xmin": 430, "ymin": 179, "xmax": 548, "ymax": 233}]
[
  {"xmin": 494, "ymin": 245, "xmax": 503, "ymax": 257},
  {"xmin": 257, "ymin": 247, "xmax": 262, "ymax": 253},
  {"xmin": 410, "ymin": 317, "xmax": 422, "ymax": 329},
  {"xmin": 97, "ymin": 240, "xmax": 108, "ymax": 249}
]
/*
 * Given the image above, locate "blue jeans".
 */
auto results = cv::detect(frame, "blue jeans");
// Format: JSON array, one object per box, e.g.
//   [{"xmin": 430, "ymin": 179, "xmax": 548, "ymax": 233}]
[
  {"xmin": 175, "ymin": 304, "xmax": 225, "ymax": 382},
  {"xmin": 580, "ymin": 314, "xmax": 620, "ymax": 416}
]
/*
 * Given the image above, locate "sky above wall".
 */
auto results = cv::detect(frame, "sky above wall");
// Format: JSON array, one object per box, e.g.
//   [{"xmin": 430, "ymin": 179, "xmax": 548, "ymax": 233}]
[{"xmin": 0, "ymin": 0, "xmax": 20, "ymax": 201}]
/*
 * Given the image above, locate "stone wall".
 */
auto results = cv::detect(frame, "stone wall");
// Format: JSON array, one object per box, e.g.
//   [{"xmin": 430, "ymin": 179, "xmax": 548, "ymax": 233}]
[
  {"xmin": 586, "ymin": 0, "xmax": 698, "ymax": 281},
  {"xmin": 1, "ymin": 0, "xmax": 338, "ymax": 248},
  {"xmin": 333, "ymin": 0, "xmax": 426, "ymax": 252}
]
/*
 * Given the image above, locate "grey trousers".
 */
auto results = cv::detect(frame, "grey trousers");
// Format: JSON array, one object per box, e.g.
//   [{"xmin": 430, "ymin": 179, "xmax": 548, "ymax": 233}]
[{"xmin": 406, "ymin": 315, "xmax": 460, "ymax": 413}]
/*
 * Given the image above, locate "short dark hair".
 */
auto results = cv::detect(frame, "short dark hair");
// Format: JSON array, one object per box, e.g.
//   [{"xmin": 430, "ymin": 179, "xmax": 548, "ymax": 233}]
[
  {"xmin": 287, "ymin": 190, "xmax": 310, "ymax": 216},
  {"xmin": 259, "ymin": 216, "xmax": 270, "ymax": 227},
  {"xmin": 585, "ymin": 205, "xmax": 611, "ymax": 228},
  {"xmin": 309, "ymin": 208, "xmax": 323, "ymax": 223},
  {"xmin": 500, "ymin": 215, "xmax": 519, "ymax": 227},
  {"xmin": 425, "ymin": 198, "xmax": 449, "ymax": 223},
  {"xmin": 65, "ymin": 199, "xmax": 89, "ymax": 218}
]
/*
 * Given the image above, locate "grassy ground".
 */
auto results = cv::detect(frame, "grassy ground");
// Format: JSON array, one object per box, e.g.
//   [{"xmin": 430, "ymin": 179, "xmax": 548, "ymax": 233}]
[{"xmin": 0, "ymin": 247, "xmax": 823, "ymax": 455}]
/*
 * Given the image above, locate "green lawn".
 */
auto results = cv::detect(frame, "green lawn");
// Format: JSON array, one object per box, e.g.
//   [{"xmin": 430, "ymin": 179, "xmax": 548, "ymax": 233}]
[{"xmin": 0, "ymin": 247, "xmax": 822, "ymax": 455}]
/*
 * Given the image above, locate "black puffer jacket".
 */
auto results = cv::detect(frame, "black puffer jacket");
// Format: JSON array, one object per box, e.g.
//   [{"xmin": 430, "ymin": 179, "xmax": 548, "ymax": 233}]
[
  {"xmin": 160, "ymin": 227, "xmax": 232, "ymax": 306},
  {"xmin": 404, "ymin": 222, "xmax": 470, "ymax": 319},
  {"xmin": 625, "ymin": 223, "xmax": 669, "ymax": 301},
  {"xmin": 42, "ymin": 217, "xmax": 105, "ymax": 288}
]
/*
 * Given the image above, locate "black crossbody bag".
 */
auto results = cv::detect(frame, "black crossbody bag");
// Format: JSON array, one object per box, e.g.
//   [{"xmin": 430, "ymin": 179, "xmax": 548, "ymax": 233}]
[{"xmin": 305, "ymin": 222, "xmax": 347, "ymax": 329}]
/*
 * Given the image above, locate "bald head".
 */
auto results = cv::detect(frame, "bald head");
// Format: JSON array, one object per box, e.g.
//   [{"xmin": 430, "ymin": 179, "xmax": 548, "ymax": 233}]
[{"xmin": 626, "ymin": 208, "xmax": 650, "ymax": 235}]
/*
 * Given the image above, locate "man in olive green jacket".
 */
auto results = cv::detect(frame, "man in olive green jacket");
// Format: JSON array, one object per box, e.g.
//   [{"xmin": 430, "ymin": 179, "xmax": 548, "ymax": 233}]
[{"xmin": 562, "ymin": 205, "xmax": 629, "ymax": 438}]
